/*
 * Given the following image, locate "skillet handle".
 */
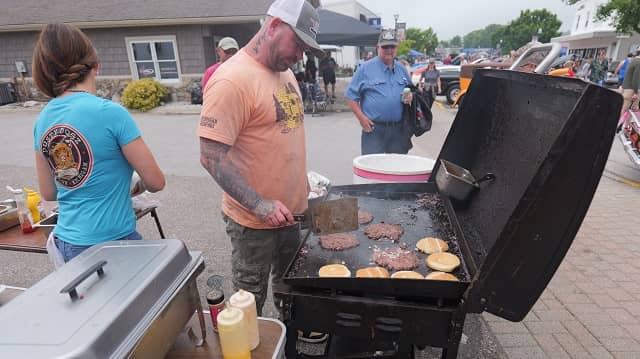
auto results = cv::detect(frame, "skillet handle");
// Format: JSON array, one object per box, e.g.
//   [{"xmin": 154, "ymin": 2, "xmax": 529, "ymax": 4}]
[{"xmin": 60, "ymin": 260, "xmax": 108, "ymax": 301}]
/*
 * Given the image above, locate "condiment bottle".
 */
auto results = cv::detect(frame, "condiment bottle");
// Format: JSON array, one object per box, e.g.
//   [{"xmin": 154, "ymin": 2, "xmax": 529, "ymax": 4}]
[
  {"xmin": 9, "ymin": 188, "xmax": 34, "ymax": 233},
  {"xmin": 24, "ymin": 188, "xmax": 42, "ymax": 223},
  {"xmin": 217, "ymin": 306, "xmax": 251, "ymax": 359},
  {"xmin": 229, "ymin": 289, "xmax": 260, "ymax": 350},
  {"xmin": 206, "ymin": 289, "xmax": 225, "ymax": 332}
]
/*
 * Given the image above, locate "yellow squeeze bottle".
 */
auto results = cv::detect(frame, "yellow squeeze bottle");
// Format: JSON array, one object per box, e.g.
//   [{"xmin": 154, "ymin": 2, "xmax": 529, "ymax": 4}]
[
  {"xmin": 217, "ymin": 306, "xmax": 251, "ymax": 359},
  {"xmin": 24, "ymin": 188, "xmax": 41, "ymax": 223},
  {"xmin": 229, "ymin": 289, "xmax": 260, "ymax": 350}
]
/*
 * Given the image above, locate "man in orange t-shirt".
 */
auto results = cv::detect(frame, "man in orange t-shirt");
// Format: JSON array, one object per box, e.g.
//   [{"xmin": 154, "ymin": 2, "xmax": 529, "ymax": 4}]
[{"xmin": 197, "ymin": 0, "xmax": 325, "ymax": 315}]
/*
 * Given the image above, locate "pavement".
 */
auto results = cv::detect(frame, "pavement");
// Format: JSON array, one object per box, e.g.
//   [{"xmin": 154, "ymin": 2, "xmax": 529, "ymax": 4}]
[{"xmin": 2, "ymin": 98, "xmax": 640, "ymax": 358}]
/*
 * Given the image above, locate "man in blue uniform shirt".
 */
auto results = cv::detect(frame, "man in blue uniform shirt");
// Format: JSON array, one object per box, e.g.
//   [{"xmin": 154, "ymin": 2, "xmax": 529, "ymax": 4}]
[{"xmin": 345, "ymin": 29, "xmax": 413, "ymax": 155}]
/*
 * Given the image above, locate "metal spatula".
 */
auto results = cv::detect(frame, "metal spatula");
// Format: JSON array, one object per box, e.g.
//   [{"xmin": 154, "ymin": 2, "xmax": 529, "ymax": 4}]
[{"xmin": 293, "ymin": 197, "xmax": 358, "ymax": 235}]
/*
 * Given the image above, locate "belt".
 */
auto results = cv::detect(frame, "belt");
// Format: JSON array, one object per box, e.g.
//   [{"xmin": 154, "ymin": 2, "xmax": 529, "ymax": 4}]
[{"xmin": 372, "ymin": 120, "xmax": 403, "ymax": 127}]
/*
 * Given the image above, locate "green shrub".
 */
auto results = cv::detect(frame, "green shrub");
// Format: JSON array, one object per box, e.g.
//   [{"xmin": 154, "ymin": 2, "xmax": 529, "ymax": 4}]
[{"xmin": 121, "ymin": 78, "xmax": 168, "ymax": 112}]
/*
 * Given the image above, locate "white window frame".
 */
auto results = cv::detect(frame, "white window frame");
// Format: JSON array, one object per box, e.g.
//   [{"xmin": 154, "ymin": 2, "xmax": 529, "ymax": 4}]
[{"xmin": 125, "ymin": 35, "xmax": 182, "ymax": 83}]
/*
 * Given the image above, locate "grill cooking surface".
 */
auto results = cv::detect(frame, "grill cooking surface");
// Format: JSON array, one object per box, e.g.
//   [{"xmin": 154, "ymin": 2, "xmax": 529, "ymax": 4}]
[{"xmin": 284, "ymin": 185, "xmax": 472, "ymax": 299}]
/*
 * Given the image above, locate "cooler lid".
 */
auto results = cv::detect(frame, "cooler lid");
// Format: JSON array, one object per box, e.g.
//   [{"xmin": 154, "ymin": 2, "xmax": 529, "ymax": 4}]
[
  {"xmin": 431, "ymin": 70, "xmax": 621, "ymax": 320},
  {"xmin": 0, "ymin": 239, "xmax": 201, "ymax": 358}
]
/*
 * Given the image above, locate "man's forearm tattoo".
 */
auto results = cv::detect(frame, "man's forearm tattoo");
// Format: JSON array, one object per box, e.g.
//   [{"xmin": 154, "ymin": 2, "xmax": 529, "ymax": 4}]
[{"xmin": 199, "ymin": 138, "xmax": 262, "ymax": 211}]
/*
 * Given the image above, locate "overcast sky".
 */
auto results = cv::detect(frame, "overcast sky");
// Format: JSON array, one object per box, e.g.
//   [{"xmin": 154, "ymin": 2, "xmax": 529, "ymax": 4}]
[{"xmin": 323, "ymin": 0, "xmax": 576, "ymax": 40}]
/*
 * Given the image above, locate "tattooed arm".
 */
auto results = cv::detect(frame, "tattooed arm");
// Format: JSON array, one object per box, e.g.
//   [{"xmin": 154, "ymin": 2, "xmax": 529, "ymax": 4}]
[{"xmin": 199, "ymin": 137, "xmax": 294, "ymax": 227}]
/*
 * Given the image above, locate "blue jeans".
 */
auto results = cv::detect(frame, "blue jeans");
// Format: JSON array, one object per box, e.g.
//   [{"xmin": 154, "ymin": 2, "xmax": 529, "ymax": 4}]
[
  {"xmin": 54, "ymin": 231, "xmax": 143, "ymax": 263},
  {"xmin": 361, "ymin": 121, "xmax": 412, "ymax": 155}
]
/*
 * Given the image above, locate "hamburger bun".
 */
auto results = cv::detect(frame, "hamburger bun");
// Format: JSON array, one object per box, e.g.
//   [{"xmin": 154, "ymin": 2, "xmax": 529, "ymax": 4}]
[
  {"xmin": 426, "ymin": 252, "xmax": 460, "ymax": 272},
  {"xmin": 318, "ymin": 264, "xmax": 351, "ymax": 278},
  {"xmin": 416, "ymin": 237, "xmax": 449, "ymax": 254},
  {"xmin": 425, "ymin": 271, "xmax": 459, "ymax": 282},
  {"xmin": 356, "ymin": 266, "xmax": 390, "ymax": 278},
  {"xmin": 390, "ymin": 271, "xmax": 424, "ymax": 279}
]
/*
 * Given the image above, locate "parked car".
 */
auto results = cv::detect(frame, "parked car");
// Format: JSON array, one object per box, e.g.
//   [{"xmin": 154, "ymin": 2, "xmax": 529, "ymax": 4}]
[{"xmin": 411, "ymin": 65, "xmax": 461, "ymax": 104}]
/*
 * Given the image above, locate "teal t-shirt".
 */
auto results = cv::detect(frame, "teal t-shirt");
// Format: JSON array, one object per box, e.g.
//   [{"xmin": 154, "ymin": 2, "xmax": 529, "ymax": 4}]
[{"xmin": 33, "ymin": 92, "xmax": 141, "ymax": 246}]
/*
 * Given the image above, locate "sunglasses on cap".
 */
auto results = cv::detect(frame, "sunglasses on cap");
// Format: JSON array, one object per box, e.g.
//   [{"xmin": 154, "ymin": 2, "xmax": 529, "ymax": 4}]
[
  {"xmin": 381, "ymin": 45, "xmax": 397, "ymax": 50},
  {"xmin": 223, "ymin": 48, "xmax": 238, "ymax": 55}
]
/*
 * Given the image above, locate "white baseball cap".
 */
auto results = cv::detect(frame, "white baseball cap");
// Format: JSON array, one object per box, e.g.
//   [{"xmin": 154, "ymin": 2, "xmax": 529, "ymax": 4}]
[
  {"xmin": 267, "ymin": 0, "xmax": 324, "ymax": 58},
  {"xmin": 218, "ymin": 37, "xmax": 239, "ymax": 51}
]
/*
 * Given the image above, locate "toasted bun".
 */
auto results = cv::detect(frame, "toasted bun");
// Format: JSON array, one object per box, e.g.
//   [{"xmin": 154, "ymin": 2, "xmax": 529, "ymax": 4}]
[
  {"xmin": 319, "ymin": 264, "xmax": 351, "ymax": 278},
  {"xmin": 356, "ymin": 266, "xmax": 390, "ymax": 278},
  {"xmin": 390, "ymin": 271, "xmax": 424, "ymax": 279},
  {"xmin": 426, "ymin": 252, "xmax": 460, "ymax": 272},
  {"xmin": 416, "ymin": 237, "xmax": 449, "ymax": 254},
  {"xmin": 425, "ymin": 271, "xmax": 459, "ymax": 282}
]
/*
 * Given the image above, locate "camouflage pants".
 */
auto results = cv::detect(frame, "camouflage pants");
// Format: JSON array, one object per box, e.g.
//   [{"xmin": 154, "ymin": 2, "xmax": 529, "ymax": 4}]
[{"xmin": 223, "ymin": 214, "xmax": 301, "ymax": 316}]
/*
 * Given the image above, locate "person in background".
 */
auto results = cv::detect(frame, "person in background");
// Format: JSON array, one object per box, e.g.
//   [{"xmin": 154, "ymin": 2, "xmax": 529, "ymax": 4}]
[
  {"xmin": 345, "ymin": 29, "xmax": 413, "ymax": 155},
  {"xmin": 591, "ymin": 49, "xmax": 608, "ymax": 86},
  {"xmin": 197, "ymin": 0, "xmax": 327, "ymax": 343},
  {"xmin": 620, "ymin": 50, "xmax": 640, "ymax": 115},
  {"xmin": 614, "ymin": 53, "xmax": 634, "ymax": 90},
  {"xmin": 201, "ymin": 37, "xmax": 239, "ymax": 92},
  {"xmin": 32, "ymin": 23, "xmax": 165, "ymax": 262},
  {"xmin": 577, "ymin": 57, "xmax": 592, "ymax": 80},
  {"xmin": 366, "ymin": 51, "xmax": 374, "ymax": 60},
  {"xmin": 305, "ymin": 53, "xmax": 317, "ymax": 83},
  {"xmin": 319, "ymin": 50, "xmax": 337, "ymax": 100},
  {"xmin": 420, "ymin": 59, "xmax": 441, "ymax": 106}
]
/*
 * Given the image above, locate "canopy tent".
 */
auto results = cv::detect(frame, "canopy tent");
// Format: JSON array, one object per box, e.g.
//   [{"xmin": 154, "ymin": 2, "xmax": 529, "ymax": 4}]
[
  {"xmin": 408, "ymin": 49, "xmax": 425, "ymax": 57},
  {"xmin": 317, "ymin": 9, "xmax": 380, "ymax": 47}
]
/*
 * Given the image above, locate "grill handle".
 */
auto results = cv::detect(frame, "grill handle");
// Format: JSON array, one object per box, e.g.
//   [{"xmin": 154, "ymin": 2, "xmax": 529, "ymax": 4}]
[{"xmin": 60, "ymin": 260, "xmax": 108, "ymax": 300}]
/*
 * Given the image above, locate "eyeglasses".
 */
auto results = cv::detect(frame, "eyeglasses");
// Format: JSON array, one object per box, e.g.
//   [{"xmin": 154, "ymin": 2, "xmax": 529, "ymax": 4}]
[
  {"xmin": 381, "ymin": 45, "xmax": 397, "ymax": 50},
  {"xmin": 223, "ymin": 48, "xmax": 238, "ymax": 55}
]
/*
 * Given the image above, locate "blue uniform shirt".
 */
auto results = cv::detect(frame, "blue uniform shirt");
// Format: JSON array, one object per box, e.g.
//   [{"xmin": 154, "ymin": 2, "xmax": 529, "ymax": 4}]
[
  {"xmin": 345, "ymin": 57, "xmax": 412, "ymax": 123},
  {"xmin": 33, "ymin": 93, "xmax": 141, "ymax": 246}
]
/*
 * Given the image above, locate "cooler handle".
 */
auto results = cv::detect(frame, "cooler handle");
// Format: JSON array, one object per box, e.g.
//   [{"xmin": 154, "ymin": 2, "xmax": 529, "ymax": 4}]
[{"xmin": 60, "ymin": 260, "xmax": 108, "ymax": 300}]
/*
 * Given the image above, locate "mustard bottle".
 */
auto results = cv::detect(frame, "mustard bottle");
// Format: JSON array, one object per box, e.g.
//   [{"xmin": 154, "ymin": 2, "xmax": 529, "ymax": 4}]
[
  {"xmin": 229, "ymin": 289, "xmax": 260, "ymax": 350},
  {"xmin": 217, "ymin": 306, "xmax": 251, "ymax": 359},
  {"xmin": 24, "ymin": 188, "xmax": 41, "ymax": 223}
]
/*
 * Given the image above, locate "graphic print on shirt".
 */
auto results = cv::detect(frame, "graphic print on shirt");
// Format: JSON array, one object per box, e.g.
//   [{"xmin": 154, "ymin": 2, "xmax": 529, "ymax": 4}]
[
  {"xmin": 273, "ymin": 82, "xmax": 303, "ymax": 133},
  {"xmin": 40, "ymin": 124, "xmax": 93, "ymax": 189}
]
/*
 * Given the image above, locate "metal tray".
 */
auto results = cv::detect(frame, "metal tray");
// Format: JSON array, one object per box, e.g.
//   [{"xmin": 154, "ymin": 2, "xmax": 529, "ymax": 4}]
[
  {"xmin": 0, "ymin": 239, "xmax": 204, "ymax": 358},
  {"xmin": 0, "ymin": 200, "xmax": 18, "ymax": 232}
]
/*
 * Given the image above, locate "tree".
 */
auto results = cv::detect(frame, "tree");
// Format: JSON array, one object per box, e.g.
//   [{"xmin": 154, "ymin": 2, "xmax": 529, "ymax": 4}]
[
  {"xmin": 500, "ymin": 9, "xmax": 561, "ymax": 51},
  {"xmin": 405, "ymin": 28, "xmax": 439, "ymax": 55},
  {"xmin": 450, "ymin": 36, "xmax": 462, "ymax": 47},
  {"xmin": 396, "ymin": 39, "xmax": 415, "ymax": 57},
  {"xmin": 463, "ymin": 24, "xmax": 507, "ymax": 48},
  {"xmin": 440, "ymin": 40, "xmax": 450, "ymax": 48},
  {"xmin": 564, "ymin": 0, "xmax": 640, "ymax": 34}
]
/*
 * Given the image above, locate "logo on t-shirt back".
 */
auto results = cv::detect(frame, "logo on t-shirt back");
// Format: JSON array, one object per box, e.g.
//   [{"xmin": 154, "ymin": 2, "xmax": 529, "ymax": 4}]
[
  {"xmin": 273, "ymin": 82, "xmax": 303, "ymax": 133},
  {"xmin": 40, "ymin": 124, "xmax": 93, "ymax": 189}
]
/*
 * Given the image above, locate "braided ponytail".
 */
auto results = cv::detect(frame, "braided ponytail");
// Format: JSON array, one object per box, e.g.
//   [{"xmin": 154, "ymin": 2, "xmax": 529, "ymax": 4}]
[{"xmin": 32, "ymin": 24, "xmax": 98, "ymax": 98}]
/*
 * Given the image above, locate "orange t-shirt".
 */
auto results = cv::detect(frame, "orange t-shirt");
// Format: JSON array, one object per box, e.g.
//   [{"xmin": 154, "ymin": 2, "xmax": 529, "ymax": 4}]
[{"xmin": 197, "ymin": 49, "xmax": 308, "ymax": 229}]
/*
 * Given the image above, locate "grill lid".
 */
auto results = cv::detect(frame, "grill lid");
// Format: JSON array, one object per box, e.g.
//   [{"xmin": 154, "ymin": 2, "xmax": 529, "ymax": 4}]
[
  {"xmin": 432, "ymin": 70, "xmax": 621, "ymax": 321},
  {"xmin": 0, "ymin": 239, "xmax": 202, "ymax": 358}
]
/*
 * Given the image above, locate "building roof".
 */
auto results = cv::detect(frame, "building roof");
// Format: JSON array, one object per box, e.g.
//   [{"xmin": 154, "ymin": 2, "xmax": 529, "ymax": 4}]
[
  {"xmin": 551, "ymin": 30, "xmax": 617, "ymax": 43},
  {"xmin": 0, "ymin": 0, "xmax": 271, "ymax": 31}
]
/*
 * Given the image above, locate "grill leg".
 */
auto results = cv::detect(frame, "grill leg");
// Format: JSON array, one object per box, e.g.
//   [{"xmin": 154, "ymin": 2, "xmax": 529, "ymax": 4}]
[{"xmin": 441, "ymin": 307, "xmax": 466, "ymax": 359}]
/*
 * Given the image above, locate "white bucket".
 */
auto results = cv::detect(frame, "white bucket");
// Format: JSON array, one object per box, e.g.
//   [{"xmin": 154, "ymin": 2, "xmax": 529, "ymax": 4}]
[{"xmin": 352, "ymin": 154, "xmax": 436, "ymax": 184}]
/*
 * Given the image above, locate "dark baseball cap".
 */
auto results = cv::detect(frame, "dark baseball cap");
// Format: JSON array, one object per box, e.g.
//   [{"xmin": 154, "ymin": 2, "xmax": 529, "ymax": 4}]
[
  {"xmin": 378, "ymin": 29, "xmax": 398, "ymax": 47},
  {"xmin": 267, "ymin": 0, "xmax": 325, "ymax": 58}
]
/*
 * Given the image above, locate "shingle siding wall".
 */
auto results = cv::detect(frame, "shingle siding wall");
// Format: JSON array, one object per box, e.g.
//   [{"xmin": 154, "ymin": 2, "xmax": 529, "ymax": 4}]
[
  {"xmin": 0, "ymin": 22, "xmax": 259, "ymax": 80},
  {"xmin": 0, "ymin": 31, "xmax": 39, "ymax": 78}
]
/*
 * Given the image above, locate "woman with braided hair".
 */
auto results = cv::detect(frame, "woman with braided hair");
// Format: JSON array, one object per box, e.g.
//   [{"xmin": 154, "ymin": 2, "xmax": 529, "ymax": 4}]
[{"xmin": 32, "ymin": 23, "xmax": 165, "ymax": 262}]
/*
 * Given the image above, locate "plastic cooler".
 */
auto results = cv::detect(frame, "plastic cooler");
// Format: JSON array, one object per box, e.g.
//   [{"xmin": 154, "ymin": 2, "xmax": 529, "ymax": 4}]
[{"xmin": 352, "ymin": 154, "xmax": 435, "ymax": 184}]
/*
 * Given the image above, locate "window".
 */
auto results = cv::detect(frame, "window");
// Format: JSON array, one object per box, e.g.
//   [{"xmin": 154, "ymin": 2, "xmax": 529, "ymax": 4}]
[
  {"xmin": 125, "ymin": 36, "xmax": 181, "ymax": 82},
  {"xmin": 585, "ymin": 12, "xmax": 590, "ymax": 28}
]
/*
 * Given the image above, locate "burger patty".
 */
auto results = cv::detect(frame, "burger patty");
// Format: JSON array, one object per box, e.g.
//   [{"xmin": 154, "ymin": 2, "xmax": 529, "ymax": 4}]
[
  {"xmin": 358, "ymin": 210, "xmax": 374, "ymax": 224},
  {"xmin": 364, "ymin": 223, "xmax": 404, "ymax": 241},
  {"xmin": 319, "ymin": 233, "xmax": 359, "ymax": 250},
  {"xmin": 372, "ymin": 247, "xmax": 420, "ymax": 271}
]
